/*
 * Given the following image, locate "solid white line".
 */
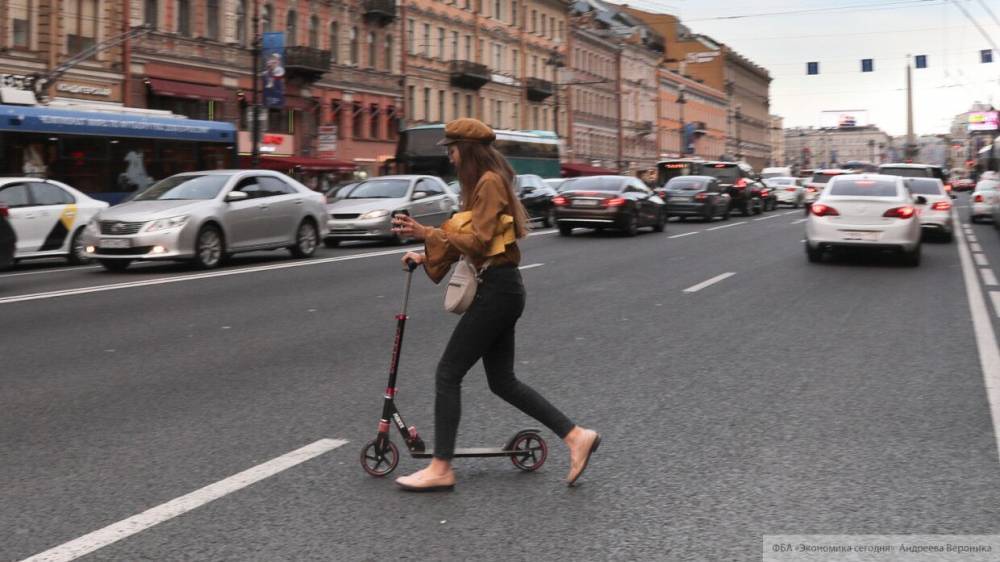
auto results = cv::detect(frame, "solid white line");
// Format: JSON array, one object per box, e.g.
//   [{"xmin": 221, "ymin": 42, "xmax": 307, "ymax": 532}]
[
  {"xmin": 20, "ymin": 439, "xmax": 348, "ymax": 562},
  {"xmin": 954, "ymin": 209, "xmax": 1000, "ymax": 465},
  {"xmin": 705, "ymin": 222, "xmax": 747, "ymax": 231},
  {"xmin": 753, "ymin": 214, "xmax": 781, "ymax": 221},
  {"xmin": 975, "ymin": 253, "xmax": 990, "ymax": 267},
  {"xmin": 982, "ymin": 268, "xmax": 999, "ymax": 287},
  {"xmin": 992, "ymin": 291, "xmax": 1000, "ymax": 318},
  {"xmin": 683, "ymin": 272, "xmax": 736, "ymax": 293},
  {"xmin": 971, "ymin": 242, "xmax": 983, "ymax": 252},
  {"xmin": 519, "ymin": 263, "xmax": 544, "ymax": 270},
  {"xmin": 0, "ymin": 229, "xmax": 559, "ymax": 306},
  {"xmin": 668, "ymin": 232, "xmax": 699, "ymax": 239},
  {"xmin": 791, "ymin": 218, "xmax": 807, "ymax": 224},
  {"xmin": 0, "ymin": 266, "xmax": 102, "ymax": 279}
]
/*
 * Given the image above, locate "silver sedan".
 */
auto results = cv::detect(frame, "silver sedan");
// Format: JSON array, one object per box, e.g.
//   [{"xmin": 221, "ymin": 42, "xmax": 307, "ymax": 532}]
[
  {"xmin": 324, "ymin": 175, "xmax": 456, "ymax": 246},
  {"xmin": 83, "ymin": 170, "xmax": 328, "ymax": 271}
]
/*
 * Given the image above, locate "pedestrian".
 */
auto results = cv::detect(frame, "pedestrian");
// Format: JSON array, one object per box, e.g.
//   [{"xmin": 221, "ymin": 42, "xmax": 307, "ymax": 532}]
[{"xmin": 391, "ymin": 118, "xmax": 600, "ymax": 492}]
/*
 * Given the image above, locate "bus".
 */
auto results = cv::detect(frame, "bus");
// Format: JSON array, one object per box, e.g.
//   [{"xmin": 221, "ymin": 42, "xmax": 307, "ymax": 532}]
[
  {"xmin": 655, "ymin": 158, "xmax": 704, "ymax": 186},
  {"xmin": 0, "ymin": 103, "xmax": 237, "ymax": 203},
  {"xmin": 393, "ymin": 124, "xmax": 560, "ymax": 180}
]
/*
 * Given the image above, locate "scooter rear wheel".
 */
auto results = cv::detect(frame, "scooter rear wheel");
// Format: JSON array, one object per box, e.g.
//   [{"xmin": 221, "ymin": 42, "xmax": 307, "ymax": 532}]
[
  {"xmin": 509, "ymin": 432, "xmax": 548, "ymax": 472},
  {"xmin": 361, "ymin": 439, "xmax": 399, "ymax": 477}
]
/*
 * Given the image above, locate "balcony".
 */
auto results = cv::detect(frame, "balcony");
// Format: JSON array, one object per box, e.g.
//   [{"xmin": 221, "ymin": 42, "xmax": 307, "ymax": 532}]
[
  {"xmin": 636, "ymin": 120, "xmax": 654, "ymax": 135},
  {"xmin": 362, "ymin": 0, "xmax": 397, "ymax": 26},
  {"xmin": 284, "ymin": 46, "xmax": 331, "ymax": 82},
  {"xmin": 449, "ymin": 60, "xmax": 490, "ymax": 90},
  {"xmin": 525, "ymin": 77, "xmax": 553, "ymax": 102}
]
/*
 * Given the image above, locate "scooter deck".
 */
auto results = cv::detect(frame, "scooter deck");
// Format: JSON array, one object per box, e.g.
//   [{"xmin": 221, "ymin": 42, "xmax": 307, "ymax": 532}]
[{"xmin": 411, "ymin": 447, "xmax": 520, "ymax": 459}]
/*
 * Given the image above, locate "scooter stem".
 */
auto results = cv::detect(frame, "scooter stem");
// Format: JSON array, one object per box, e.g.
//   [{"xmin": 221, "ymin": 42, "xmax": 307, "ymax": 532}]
[{"xmin": 400, "ymin": 268, "xmax": 414, "ymax": 316}]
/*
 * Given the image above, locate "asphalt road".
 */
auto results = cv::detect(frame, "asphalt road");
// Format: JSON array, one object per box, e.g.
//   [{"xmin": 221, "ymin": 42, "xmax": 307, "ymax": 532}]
[{"xmin": 3, "ymin": 197, "xmax": 999, "ymax": 561}]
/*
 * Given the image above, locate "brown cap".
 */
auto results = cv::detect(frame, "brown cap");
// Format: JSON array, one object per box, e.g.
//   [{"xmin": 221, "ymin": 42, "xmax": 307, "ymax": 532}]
[{"xmin": 437, "ymin": 118, "xmax": 496, "ymax": 146}]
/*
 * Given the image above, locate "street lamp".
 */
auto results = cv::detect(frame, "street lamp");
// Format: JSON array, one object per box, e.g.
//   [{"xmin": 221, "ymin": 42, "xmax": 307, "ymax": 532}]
[
  {"xmin": 545, "ymin": 40, "xmax": 565, "ymax": 139},
  {"xmin": 677, "ymin": 84, "xmax": 687, "ymax": 156}
]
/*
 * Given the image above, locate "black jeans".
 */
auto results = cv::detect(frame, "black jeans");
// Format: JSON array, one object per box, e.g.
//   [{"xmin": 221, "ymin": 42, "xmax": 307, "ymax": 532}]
[{"xmin": 434, "ymin": 264, "xmax": 575, "ymax": 460}]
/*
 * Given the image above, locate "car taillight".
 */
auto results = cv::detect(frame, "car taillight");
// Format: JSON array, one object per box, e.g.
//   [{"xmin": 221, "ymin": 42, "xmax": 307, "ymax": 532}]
[
  {"xmin": 785, "ymin": 187, "xmax": 797, "ymax": 192},
  {"xmin": 944, "ymin": 183, "xmax": 952, "ymax": 192},
  {"xmin": 552, "ymin": 196, "xmax": 568, "ymax": 206},
  {"xmin": 810, "ymin": 204, "xmax": 839, "ymax": 217},
  {"xmin": 931, "ymin": 201, "xmax": 952, "ymax": 211},
  {"xmin": 883, "ymin": 206, "xmax": 916, "ymax": 219},
  {"xmin": 0, "ymin": 204, "xmax": 7, "ymax": 218},
  {"xmin": 694, "ymin": 192, "xmax": 708, "ymax": 201},
  {"xmin": 602, "ymin": 197, "xmax": 627, "ymax": 207},
  {"xmin": 807, "ymin": 187, "xmax": 817, "ymax": 193},
  {"xmin": 760, "ymin": 189, "xmax": 770, "ymax": 197},
  {"xmin": 734, "ymin": 178, "xmax": 747, "ymax": 189},
  {"xmin": 974, "ymin": 194, "xmax": 984, "ymax": 203}
]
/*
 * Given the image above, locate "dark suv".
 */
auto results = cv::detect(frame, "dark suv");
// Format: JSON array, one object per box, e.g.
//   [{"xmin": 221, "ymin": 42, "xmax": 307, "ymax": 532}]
[
  {"xmin": 0, "ymin": 204, "xmax": 15, "ymax": 271},
  {"xmin": 698, "ymin": 161, "xmax": 762, "ymax": 216},
  {"xmin": 516, "ymin": 174, "xmax": 559, "ymax": 227}
]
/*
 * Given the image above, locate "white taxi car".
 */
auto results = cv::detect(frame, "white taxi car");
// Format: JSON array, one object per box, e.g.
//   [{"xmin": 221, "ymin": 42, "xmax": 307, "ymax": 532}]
[
  {"xmin": 0, "ymin": 178, "xmax": 108, "ymax": 265},
  {"xmin": 971, "ymin": 179, "xmax": 999, "ymax": 223},
  {"xmin": 905, "ymin": 177, "xmax": 954, "ymax": 242},
  {"xmin": 805, "ymin": 174, "xmax": 922, "ymax": 266}
]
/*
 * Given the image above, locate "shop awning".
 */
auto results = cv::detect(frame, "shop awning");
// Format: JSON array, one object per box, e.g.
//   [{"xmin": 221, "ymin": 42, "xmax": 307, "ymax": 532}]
[
  {"xmin": 146, "ymin": 78, "xmax": 230, "ymax": 102},
  {"xmin": 561, "ymin": 162, "xmax": 619, "ymax": 177},
  {"xmin": 240, "ymin": 155, "xmax": 357, "ymax": 172}
]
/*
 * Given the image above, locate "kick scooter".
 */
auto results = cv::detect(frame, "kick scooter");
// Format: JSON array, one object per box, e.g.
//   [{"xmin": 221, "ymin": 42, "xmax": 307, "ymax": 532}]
[{"xmin": 360, "ymin": 260, "xmax": 548, "ymax": 476}]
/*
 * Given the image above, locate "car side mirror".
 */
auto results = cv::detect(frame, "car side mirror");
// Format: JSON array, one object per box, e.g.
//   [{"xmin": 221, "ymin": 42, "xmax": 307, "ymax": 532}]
[
  {"xmin": 915, "ymin": 195, "xmax": 928, "ymax": 205},
  {"xmin": 225, "ymin": 191, "xmax": 249, "ymax": 202},
  {"xmin": 412, "ymin": 191, "xmax": 428, "ymax": 201}
]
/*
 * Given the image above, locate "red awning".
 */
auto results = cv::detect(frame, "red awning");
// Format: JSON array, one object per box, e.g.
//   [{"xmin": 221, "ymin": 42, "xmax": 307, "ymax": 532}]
[
  {"xmin": 239, "ymin": 155, "xmax": 357, "ymax": 172},
  {"xmin": 561, "ymin": 162, "xmax": 619, "ymax": 177},
  {"xmin": 146, "ymin": 78, "xmax": 230, "ymax": 102}
]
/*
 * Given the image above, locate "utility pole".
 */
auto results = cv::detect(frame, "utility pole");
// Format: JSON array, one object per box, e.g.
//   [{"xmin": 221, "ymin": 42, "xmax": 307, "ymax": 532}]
[
  {"xmin": 734, "ymin": 104, "xmax": 742, "ymax": 161},
  {"xmin": 677, "ymin": 84, "xmax": 687, "ymax": 156},
  {"xmin": 905, "ymin": 59, "xmax": 916, "ymax": 161},
  {"xmin": 251, "ymin": 0, "xmax": 262, "ymax": 167}
]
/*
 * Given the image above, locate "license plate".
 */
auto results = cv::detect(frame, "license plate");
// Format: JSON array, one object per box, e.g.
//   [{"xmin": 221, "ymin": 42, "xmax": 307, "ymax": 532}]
[
  {"xmin": 841, "ymin": 230, "xmax": 879, "ymax": 241},
  {"xmin": 331, "ymin": 223, "xmax": 354, "ymax": 230},
  {"xmin": 671, "ymin": 196, "xmax": 690, "ymax": 202},
  {"xmin": 98, "ymin": 238, "xmax": 131, "ymax": 249},
  {"xmin": 574, "ymin": 199, "xmax": 599, "ymax": 207}
]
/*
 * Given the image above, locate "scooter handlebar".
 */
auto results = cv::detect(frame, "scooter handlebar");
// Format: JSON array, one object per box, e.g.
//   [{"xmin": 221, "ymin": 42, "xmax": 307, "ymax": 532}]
[{"xmin": 403, "ymin": 258, "xmax": 419, "ymax": 272}]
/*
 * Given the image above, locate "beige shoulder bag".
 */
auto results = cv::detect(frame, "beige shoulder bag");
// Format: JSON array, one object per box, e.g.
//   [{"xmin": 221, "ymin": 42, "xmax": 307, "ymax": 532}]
[{"xmin": 444, "ymin": 257, "xmax": 490, "ymax": 314}]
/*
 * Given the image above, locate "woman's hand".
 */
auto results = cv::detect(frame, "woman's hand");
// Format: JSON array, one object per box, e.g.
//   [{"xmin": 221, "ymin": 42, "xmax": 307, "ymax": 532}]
[
  {"xmin": 392, "ymin": 213, "xmax": 429, "ymax": 241},
  {"xmin": 401, "ymin": 251, "xmax": 426, "ymax": 270}
]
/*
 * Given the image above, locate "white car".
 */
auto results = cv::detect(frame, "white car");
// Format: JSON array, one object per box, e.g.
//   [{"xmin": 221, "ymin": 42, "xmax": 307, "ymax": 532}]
[
  {"xmin": 805, "ymin": 173, "xmax": 922, "ymax": 266},
  {"xmin": 905, "ymin": 177, "xmax": 954, "ymax": 242},
  {"xmin": 763, "ymin": 176, "xmax": 805, "ymax": 208},
  {"xmin": 971, "ymin": 179, "xmax": 999, "ymax": 223},
  {"xmin": 0, "ymin": 177, "xmax": 108, "ymax": 265}
]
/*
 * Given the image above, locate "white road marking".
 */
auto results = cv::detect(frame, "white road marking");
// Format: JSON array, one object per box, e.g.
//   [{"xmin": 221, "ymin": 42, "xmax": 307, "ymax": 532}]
[
  {"xmin": 519, "ymin": 263, "xmax": 544, "ymax": 271},
  {"xmin": 791, "ymin": 218, "xmax": 808, "ymax": 224},
  {"xmin": 992, "ymin": 292, "xmax": 1000, "ymax": 318},
  {"xmin": 753, "ymin": 214, "xmax": 781, "ymax": 221},
  {"xmin": 668, "ymin": 232, "xmax": 699, "ymax": 239},
  {"xmin": 706, "ymin": 222, "xmax": 747, "ymax": 231},
  {"xmin": 781, "ymin": 211, "xmax": 799, "ymax": 215},
  {"xmin": 954, "ymin": 209, "xmax": 1000, "ymax": 465},
  {"xmin": 0, "ymin": 266, "xmax": 102, "ymax": 279},
  {"xmin": 0, "ymin": 229, "xmax": 559, "ymax": 306},
  {"xmin": 982, "ymin": 268, "xmax": 999, "ymax": 287},
  {"xmin": 20, "ymin": 439, "xmax": 348, "ymax": 562},
  {"xmin": 968, "ymin": 234, "xmax": 979, "ymax": 243},
  {"xmin": 975, "ymin": 253, "xmax": 990, "ymax": 267},
  {"xmin": 971, "ymin": 242, "xmax": 983, "ymax": 252},
  {"xmin": 683, "ymin": 272, "xmax": 736, "ymax": 293}
]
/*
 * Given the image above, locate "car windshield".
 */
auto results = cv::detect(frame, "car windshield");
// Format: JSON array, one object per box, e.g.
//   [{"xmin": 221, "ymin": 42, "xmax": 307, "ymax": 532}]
[
  {"xmin": 345, "ymin": 179, "xmax": 410, "ymax": 199},
  {"xmin": 761, "ymin": 171, "xmax": 786, "ymax": 179},
  {"xmin": 667, "ymin": 179, "xmax": 707, "ymax": 190},
  {"xmin": 134, "ymin": 175, "xmax": 229, "ymax": 201},
  {"xmin": 700, "ymin": 164, "xmax": 739, "ymax": 183},
  {"xmin": 811, "ymin": 172, "xmax": 841, "ymax": 184},
  {"xmin": 764, "ymin": 177, "xmax": 796, "ymax": 186},
  {"xmin": 829, "ymin": 178, "xmax": 898, "ymax": 197},
  {"xmin": 562, "ymin": 177, "xmax": 625, "ymax": 192},
  {"xmin": 907, "ymin": 179, "xmax": 943, "ymax": 195},
  {"xmin": 879, "ymin": 167, "xmax": 931, "ymax": 178}
]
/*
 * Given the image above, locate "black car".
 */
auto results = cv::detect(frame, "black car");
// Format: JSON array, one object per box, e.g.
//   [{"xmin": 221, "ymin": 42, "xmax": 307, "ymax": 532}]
[
  {"xmin": 552, "ymin": 175, "xmax": 667, "ymax": 236},
  {"xmin": 516, "ymin": 174, "xmax": 559, "ymax": 227},
  {"xmin": 697, "ymin": 161, "xmax": 761, "ymax": 216},
  {"xmin": 663, "ymin": 176, "xmax": 731, "ymax": 222},
  {"xmin": 751, "ymin": 178, "xmax": 778, "ymax": 211},
  {"xmin": 0, "ymin": 205, "xmax": 15, "ymax": 271}
]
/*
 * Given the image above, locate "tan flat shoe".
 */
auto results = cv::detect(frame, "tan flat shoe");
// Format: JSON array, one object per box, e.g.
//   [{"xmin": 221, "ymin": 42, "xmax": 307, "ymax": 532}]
[
  {"xmin": 395, "ymin": 469, "xmax": 456, "ymax": 492},
  {"xmin": 566, "ymin": 430, "xmax": 601, "ymax": 487}
]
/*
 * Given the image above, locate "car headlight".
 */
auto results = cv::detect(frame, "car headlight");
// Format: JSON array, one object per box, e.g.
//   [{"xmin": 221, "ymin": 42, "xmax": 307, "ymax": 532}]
[
  {"xmin": 145, "ymin": 215, "xmax": 190, "ymax": 232},
  {"xmin": 359, "ymin": 209, "xmax": 390, "ymax": 220}
]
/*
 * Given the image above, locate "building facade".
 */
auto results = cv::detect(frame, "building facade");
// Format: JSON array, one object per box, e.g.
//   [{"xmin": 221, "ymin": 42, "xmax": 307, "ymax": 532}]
[
  {"xmin": 769, "ymin": 114, "xmax": 784, "ymax": 167},
  {"xmin": 401, "ymin": 0, "xmax": 566, "ymax": 134},
  {"xmin": 564, "ymin": 25, "xmax": 619, "ymax": 171},
  {"xmin": 784, "ymin": 125, "xmax": 892, "ymax": 169},
  {"xmin": 658, "ymin": 69, "xmax": 726, "ymax": 160}
]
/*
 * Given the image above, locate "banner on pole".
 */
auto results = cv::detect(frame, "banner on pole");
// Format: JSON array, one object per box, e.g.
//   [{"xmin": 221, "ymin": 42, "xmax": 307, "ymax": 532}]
[{"xmin": 262, "ymin": 32, "xmax": 286, "ymax": 109}]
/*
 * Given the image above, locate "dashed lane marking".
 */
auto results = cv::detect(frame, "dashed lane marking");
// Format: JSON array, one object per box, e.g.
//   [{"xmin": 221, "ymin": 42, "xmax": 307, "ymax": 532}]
[
  {"xmin": 668, "ymin": 232, "xmax": 699, "ymax": 239},
  {"xmin": 975, "ymin": 253, "xmax": 990, "ymax": 267},
  {"xmin": 753, "ymin": 214, "xmax": 781, "ymax": 221},
  {"xmin": 781, "ymin": 211, "xmax": 799, "ymax": 215},
  {"xmin": 971, "ymin": 242, "xmax": 983, "ymax": 252},
  {"xmin": 519, "ymin": 263, "xmax": 544, "ymax": 271},
  {"xmin": 791, "ymin": 218, "xmax": 808, "ymax": 224},
  {"xmin": 992, "ymin": 292, "xmax": 1000, "ymax": 318},
  {"xmin": 969, "ymin": 235, "xmax": 979, "ymax": 243},
  {"xmin": 705, "ymin": 222, "xmax": 747, "ymax": 231},
  {"xmin": 983, "ymin": 268, "xmax": 999, "ymax": 287},
  {"xmin": 19, "ymin": 439, "xmax": 349, "ymax": 562},
  {"xmin": 683, "ymin": 272, "xmax": 736, "ymax": 293}
]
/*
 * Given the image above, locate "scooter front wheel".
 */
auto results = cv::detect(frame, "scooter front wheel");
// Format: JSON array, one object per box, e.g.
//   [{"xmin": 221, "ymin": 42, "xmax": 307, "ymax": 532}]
[
  {"xmin": 510, "ymin": 432, "xmax": 548, "ymax": 472},
  {"xmin": 361, "ymin": 439, "xmax": 399, "ymax": 477}
]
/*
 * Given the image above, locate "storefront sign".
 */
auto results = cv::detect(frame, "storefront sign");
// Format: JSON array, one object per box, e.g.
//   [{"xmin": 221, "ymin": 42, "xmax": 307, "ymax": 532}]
[
  {"xmin": 238, "ymin": 131, "xmax": 295, "ymax": 156},
  {"xmin": 685, "ymin": 51, "xmax": 719, "ymax": 64},
  {"xmin": 317, "ymin": 125, "xmax": 337, "ymax": 156},
  {"xmin": 55, "ymin": 82, "xmax": 114, "ymax": 98},
  {"xmin": 968, "ymin": 111, "xmax": 999, "ymax": 132}
]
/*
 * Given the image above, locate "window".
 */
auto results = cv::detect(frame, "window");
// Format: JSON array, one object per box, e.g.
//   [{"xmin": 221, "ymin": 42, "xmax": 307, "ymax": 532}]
[
  {"xmin": 511, "ymin": 1, "xmax": 518, "ymax": 26},
  {"xmin": 368, "ymin": 32, "xmax": 376, "ymax": 69},
  {"xmin": 12, "ymin": 0, "xmax": 31, "ymax": 47},
  {"xmin": 385, "ymin": 35, "xmax": 393, "ymax": 72},
  {"xmin": 387, "ymin": 106, "xmax": 398, "ymax": 140},
  {"xmin": 286, "ymin": 10, "xmax": 297, "ymax": 47},
  {"xmin": 330, "ymin": 22, "xmax": 339, "ymax": 62},
  {"xmin": 352, "ymin": 102, "xmax": 364, "ymax": 138},
  {"xmin": 423, "ymin": 87, "xmax": 431, "ymax": 121},
  {"xmin": 464, "ymin": 35, "xmax": 471, "ymax": 61},
  {"xmin": 350, "ymin": 27, "xmax": 359, "ymax": 65},
  {"xmin": 309, "ymin": 16, "xmax": 319, "ymax": 48},
  {"xmin": 494, "ymin": 0, "xmax": 502, "ymax": 20},
  {"xmin": 981, "ymin": 50, "xmax": 992, "ymax": 64},
  {"xmin": 438, "ymin": 27, "xmax": 445, "ymax": 59},
  {"xmin": 531, "ymin": 10, "xmax": 537, "ymax": 33},
  {"xmin": 262, "ymin": 4, "xmax": 272, "ymax": 33},
  {"xmin": 68, "ymin": 0, "xmax": 99, "ymax": 51},
  {"xmin": 416, "ymin": 179, "xmax": 444, "ymax": 196},
  {"xmin": 861, "ymin": 58, "xmax": 873, "ymax": 72},
  {"xmin": 0, "ymin": 184, "xmax": 31, "ymax": 207},
  {"xmin": 370, "ymin": 104, "xmax": 380, "ymax": 138},
  {"xmin": 531, "ymin": 55, "xmax": 538, "ymax": 77},
  {"xmin": 513, "ymin": 102, "xmax": 519, "ymax": 126},
  {"xmin": 31, "ymin": 183, "xmax": 75, "ymax": 205},
  {"xmin": 407, "ymin": 19, "xmax": 415, "ymax": 54},
  {"xmin": 235, "ymin": 0, "xmax": 247, "ymax": 46},
  {"xmin": 206, "ymin": 0, "xmax": 220, "ymax": 40},
  {"xmin": 407, "ymin": 86, "xmax": 415, "ymax": 120},
  {"xmin": 465, "ymin": 94, "xmax": 473, "ymax": 118},
  {"xmin": 451, "ymin": 31, "xmax": 458, "ymax": 60},
  {"xmin": 558, "ymin": 21, "xmax": 564, "ymax": 41},
  {"xmin": 423, "ymin": 24, "xmax": 431, "ymax": 57},
  {"xmin": 438, "ymin": 89, "xmax": 445, "ymax": 122},
  {"xmin": 807, "ymin": 61, "xmax": 819, "ymax": 75},
  {"xmin": 331, "ymin": 100, "xmax": 344, "ymax": 138},
  {"xmin": 258, "ymin": 177, "xmax": 297, "ymax": 196},
  {"xmin": 494, "ymin": 44, "xmax": 502, "ymax": 72},
  {"xmin": 495, "ymin": 100, "xmax": 503, "ymax": 127},
  {"xmin": 512, "ymin": 49, "xmax": 519, "ymax": 74},
  {"xmin": 452, "ymin": 92, "xmax": 459, "ymax": 120}
]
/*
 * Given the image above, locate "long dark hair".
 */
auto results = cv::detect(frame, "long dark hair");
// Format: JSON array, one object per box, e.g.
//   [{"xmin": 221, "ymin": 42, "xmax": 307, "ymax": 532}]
[{"xmin": 454, "ymin": 141, "xmax": 530, "ymax": 239}]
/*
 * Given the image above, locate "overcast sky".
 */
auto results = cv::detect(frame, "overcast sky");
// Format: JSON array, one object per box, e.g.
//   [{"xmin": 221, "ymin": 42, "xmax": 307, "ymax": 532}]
[{"xmin": 605, "ymin": 0, "xmax": 1000, "ymax": 136}]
